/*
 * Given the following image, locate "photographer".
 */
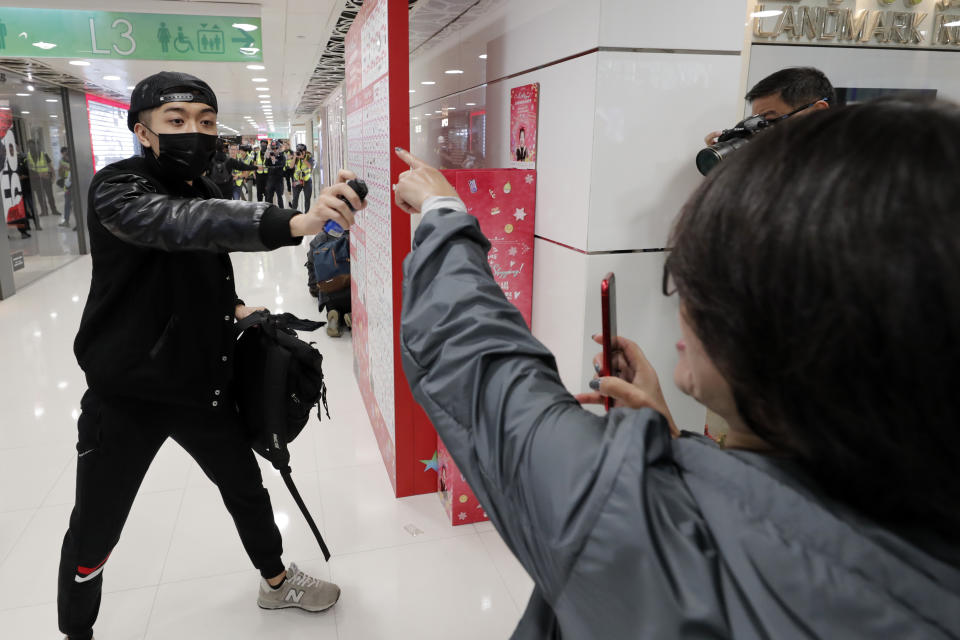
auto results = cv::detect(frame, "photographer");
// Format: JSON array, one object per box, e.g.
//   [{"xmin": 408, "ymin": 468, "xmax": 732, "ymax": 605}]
[
  {"xmin": 263, "ymin": 141, "xmax": 286, "ymax": 207},
  {"xmin": 393, "ymin": 100, "xmax": 960, "ymax": 637},
  {"xmin": 291, "ymin": 144, "xmax": 314, "ymax": 212},
  {"xmin": 704, "ymin": 66, "xmax": 833, "ymax": 146},
  {"xmin": 208, "ymin": 139, "xmax": 257, "ymax": 199},
  {"xmin": 59, "ymin": 71, "xmax": 365, "ymax": 640}
]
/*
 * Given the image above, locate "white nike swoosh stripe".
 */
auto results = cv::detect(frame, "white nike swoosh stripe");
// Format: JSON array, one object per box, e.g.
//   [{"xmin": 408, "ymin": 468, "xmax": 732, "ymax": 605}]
[
  {"xmin": 78, "ymin": 449, "xmax": 96, "ymax": 458},
  {"xmin": 74, "ymin": 565, "xmax": 104, "ymax": 583}
]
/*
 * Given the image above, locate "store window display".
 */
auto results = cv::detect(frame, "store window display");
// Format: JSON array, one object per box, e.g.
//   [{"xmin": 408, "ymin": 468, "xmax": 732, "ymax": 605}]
[{"xmin": 1, "ymin": 71, "xmax": 80, "ymax": 290}]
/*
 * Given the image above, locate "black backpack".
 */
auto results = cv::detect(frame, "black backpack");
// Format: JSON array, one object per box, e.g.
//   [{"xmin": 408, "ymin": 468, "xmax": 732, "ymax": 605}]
[
  {"xmin": 209, "ymin": 157, "xmax": 231, "ymax": 184},
  {"xmin": 234, "ymin": 310, "xmax": 332, "ymax": 560}
]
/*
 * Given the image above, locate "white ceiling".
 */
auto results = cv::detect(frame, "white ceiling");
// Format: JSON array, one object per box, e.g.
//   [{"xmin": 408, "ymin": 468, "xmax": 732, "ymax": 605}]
[{"xmin": 16, "ymin": 0, "xmax": 342, "ymax": 136}]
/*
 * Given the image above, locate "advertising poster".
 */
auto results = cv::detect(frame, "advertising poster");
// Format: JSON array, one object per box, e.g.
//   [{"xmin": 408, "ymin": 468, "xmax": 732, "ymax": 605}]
[
  {"xmin": 0, "ymin": 109, "xmax": 26, "ymax": 224},
  {"xmin": 86, "ymin": 95, "xmax": 137, "ymax": 173},
  {"xmin": 346, "ymin": 0, "xmax": 431, "ymax": 497},
  {"xmin": 440, "ymin": 169, "xmax": 536, "ymax": 327},
  {"xmin": 509, "ymin": 83, "xmax": 539, "ymax": 169},
  {"xmin": 434, "ymin": 169, "xmax": 536, "ymax": 525}
]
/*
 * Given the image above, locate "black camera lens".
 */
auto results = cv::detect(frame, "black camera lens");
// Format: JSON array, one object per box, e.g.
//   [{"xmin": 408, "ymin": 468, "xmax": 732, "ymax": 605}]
[{"xmin": 696, "ymin": 137, "xmax": 751, "ymax": 176}]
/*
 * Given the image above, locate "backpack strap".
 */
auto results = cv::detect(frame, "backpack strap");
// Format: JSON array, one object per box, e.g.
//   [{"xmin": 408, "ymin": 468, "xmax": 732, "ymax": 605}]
[
  {"xmin": 235, "ymin": 309, "xmax": 272, "ymax": 335},
  {"xmin": 280, "ymin": 468, "xmax": 332, "ymax": 561}
]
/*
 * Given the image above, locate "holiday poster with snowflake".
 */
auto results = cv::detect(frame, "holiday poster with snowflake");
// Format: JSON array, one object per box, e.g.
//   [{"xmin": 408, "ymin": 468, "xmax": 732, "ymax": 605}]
[{"xmin": 440, "ymin": 169, "xmax": 537, "ymax": 327}]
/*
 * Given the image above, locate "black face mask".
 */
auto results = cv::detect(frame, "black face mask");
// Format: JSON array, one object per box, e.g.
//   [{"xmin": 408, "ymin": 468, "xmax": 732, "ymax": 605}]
[{"xmin": 144, "ymin": 128, "xmax": 218, "ymax": 180}]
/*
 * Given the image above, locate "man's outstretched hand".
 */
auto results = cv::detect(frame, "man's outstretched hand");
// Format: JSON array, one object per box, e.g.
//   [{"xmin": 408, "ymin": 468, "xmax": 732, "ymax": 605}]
[
  {"xmin": 290, "ymin": 169, "xmax": 366, "ymax": 237},
  {"xmin": 393, "ymin": 148, "xmax": 459, "ymax": 214}
]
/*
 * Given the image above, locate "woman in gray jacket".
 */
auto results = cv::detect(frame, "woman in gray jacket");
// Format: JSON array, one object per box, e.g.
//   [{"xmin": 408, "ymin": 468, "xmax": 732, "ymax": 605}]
[{"xmin": 393, "ymin": 99, "xmax": 960, "ymax": 639}]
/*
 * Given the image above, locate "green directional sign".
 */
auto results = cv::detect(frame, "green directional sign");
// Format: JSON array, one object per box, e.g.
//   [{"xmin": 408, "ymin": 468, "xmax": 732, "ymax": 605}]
[{"xmin": 0, "ymin": 8, "xmax": 262, "ymax": 62}]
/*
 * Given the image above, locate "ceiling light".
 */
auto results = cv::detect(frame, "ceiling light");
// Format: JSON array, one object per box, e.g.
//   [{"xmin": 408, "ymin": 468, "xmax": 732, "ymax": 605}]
[
  {"xmin": 246, "ymin": 64, "xmax": 265, "ymax": 70},
  {"xmin": 127, "ymin": 85, "xmax": 135, "ymax": 90},
  {"xmin": 233, "ymin": 23, "xmax": 259, "ymax": 32},
  {"xmin": 45, "ymin": 99, "xmax": 57, "ymax": 102},
  {"xmin": 251, "ymin": 77, "xmax": 267, "ymax": 82},
  {"xmin": 103, "ymin": 75, "xmax": 120, "ymax": 81},
  {"xmin": 447, "ymin": 107, "xmax": 455, "ymax": 110},
  {"xmin": 750, "ymin": 10, "xmax": 783, "ymax": 18},
  {"xmin": 258, "ymin": 95, "xmax": 271, "ymax": 98},
  {"xmin": 239, "ymin": 47, "xmax": 260, "ymax": 56},
  {"xmin": 465, "ymin": 102, "xmax": 476, "ymax": 106},
  {"xmin": 409, "ymin": 89, "xmax": 416, "ymax": 93},
  {"xmin": 424, "ymin": 113, "xmax": 432, "ymax": 116},
  {"xmin": 435, "ymin": 110, "xmax": 441, "ymax": 113},
  {"xmin": 478, "ymin": 54, "xmax": 488, "ymax": 59},
  {"xmin": 21, "ymin": 111, "xmax": 30, "ymax": 114},
  {"xmin": 0, "ymin": 107, "xmax": 9, "ymax": 111},
  {"xmin": 69, "ymin": 60, "xmax": 91, "ymax": 66},
  {"xmin": 255, "ymin": 87, "xmax": 270, "ymax": 92},
  {"xmin": 50, "ymin": 114, "xmax": 58, "ymax": 118},
  {"xmin": 15, "ymin": 93, "xmax": 29, "ymax": 97},
  {"xmin": 32, "ymin": 41, "xmax": 57, "ymax": 50},
  {"xmin": 421, "ymin": 81, "xmax": 436, "ymax": 86},
  {"xmin": 946, "ymin": 19, "xmax": 960, "ymax": 26},
  {"xmin": 445, "ymin": 69, "xmax": 464, "ymax": 74},
  {"xmin": 27, "ymin": 85, "xmax": 34, "ymax": 91}
]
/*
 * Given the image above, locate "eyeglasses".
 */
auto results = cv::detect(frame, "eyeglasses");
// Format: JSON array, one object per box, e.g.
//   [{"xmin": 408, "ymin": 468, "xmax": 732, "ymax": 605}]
[
  {"xmin": 662, "ymin": 255, "xmax": 677, "ymax": 297},
  {"xmin": 767, "ymin": 96, "xmax": 831, "ymax": 124}
]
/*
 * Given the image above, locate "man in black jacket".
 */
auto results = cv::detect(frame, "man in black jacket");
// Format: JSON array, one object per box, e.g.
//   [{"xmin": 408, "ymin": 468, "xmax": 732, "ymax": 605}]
[
  {"xmin": 209, "ymin": 139, "xmax": 257, "ymax": 198},
  {"xmin": 263, "ymin": 141, "xmax": 286, "ymax": 206},
  {"xmin": 59, "ymin": 72, "xmax": 365, "ymax": 640}
]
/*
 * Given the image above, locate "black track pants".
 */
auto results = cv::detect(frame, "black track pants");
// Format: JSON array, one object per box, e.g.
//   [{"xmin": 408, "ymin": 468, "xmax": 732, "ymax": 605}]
[{"xmin": 57, "ymin": 392, "xmax": 284, "ymax": 640}]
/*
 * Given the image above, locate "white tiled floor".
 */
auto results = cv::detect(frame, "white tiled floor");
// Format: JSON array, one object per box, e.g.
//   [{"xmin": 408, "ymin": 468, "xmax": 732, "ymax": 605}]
[{"xmin": 0, "ymin": 242, "xmax": 533, "ymax": 639}]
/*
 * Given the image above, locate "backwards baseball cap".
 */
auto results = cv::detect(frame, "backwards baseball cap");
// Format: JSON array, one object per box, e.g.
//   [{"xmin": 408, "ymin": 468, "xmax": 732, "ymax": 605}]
[{"xmin": 127, "ymin": 71, "xmax": 218, "ymax": 132}]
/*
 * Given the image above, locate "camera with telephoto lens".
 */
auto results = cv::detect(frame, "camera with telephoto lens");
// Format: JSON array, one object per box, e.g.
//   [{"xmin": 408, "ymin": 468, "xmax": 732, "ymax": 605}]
[{"xmin": 696, "ymin": 114, "xmax": 773, "ymax": 176}]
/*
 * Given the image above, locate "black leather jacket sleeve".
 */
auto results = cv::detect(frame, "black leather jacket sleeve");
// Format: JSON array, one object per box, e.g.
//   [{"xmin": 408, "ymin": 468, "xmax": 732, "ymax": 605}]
[
  {"xmin": 227, "ymin": 158, "xmax": 258, "ymax": 172},
  {"xmin": 93, "ymin": 171, "xmax": 301, "ymax": 252}
]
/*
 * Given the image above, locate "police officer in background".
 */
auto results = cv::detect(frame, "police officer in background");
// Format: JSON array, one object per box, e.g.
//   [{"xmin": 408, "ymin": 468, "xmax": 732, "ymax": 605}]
[
  {"xmin": 59, "ymin": 71, "xmax": 365, "ymax": 640},
  {"xmin": 251, "ymin": 138, "xmax": 270, "ymax": 201},
  {"xmin": 263, "ymin": 140, "xmax": 286, "ymax": 206},
  {"xmin": 26, "ymin": 139, "xmax": 60, "ymax": 218},
  {"xmin": 236, "ymin": 143, "xmax": 255, "ymax": 200},
  {"xmin": 291, "ymin": 143, "xmax": 314, "ymax": 212}
]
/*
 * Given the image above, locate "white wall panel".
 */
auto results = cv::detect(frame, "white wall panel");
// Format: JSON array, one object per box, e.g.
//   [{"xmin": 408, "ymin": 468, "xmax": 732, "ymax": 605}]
[
  {"xmin": 587, "ymin": 50, "xmax": 743, "ymax": 252},
  {"xmin": 410, "ymin": 0, "xmax": 601, "ymax": 107},
  {"xmin": 600, "ymin": 0, "xmax": 750, "ymax": 52},
  {"xmin": 530, "ymin": 239, "xmax": 588, "ymax": 394},
  {"xmin": 583, "ymin": 251, "xmax": 707, "ymax": 431},
  {"xmin": 486, "ymin": 53, "xmax": 599, "ymax": 251}
]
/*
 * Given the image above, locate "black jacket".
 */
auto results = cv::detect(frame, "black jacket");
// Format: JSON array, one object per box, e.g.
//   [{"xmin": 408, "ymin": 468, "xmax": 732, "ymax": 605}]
[
  {"xmin": 264, "ymin": 151, "xmax": 286, "ymax": 181},
  {"xmin": 210, "ymin": 152, "xmax": 257, "ymax": 198},
  {"xmin": 74, "ymin": 155, "xmax": 302, "ymax": 411}
]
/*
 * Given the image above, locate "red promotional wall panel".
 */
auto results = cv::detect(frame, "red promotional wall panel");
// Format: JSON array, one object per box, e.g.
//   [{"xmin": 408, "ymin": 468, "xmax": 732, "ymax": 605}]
[{"xmin": 346, "ymin": 0, "xmax": 434, "ymax": 497}]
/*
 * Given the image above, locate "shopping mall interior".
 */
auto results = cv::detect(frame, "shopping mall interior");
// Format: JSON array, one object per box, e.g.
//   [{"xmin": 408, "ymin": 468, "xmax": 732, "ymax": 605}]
[{"xmin": 2, "ymin": 0, "xmax": 959, "ymax": 638}]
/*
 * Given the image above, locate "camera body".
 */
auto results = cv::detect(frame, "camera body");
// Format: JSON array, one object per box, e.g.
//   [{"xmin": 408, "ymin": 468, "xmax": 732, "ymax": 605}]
[{"xmin": 696, "ymin": 114, "xmax": 773, "ymax": 176}]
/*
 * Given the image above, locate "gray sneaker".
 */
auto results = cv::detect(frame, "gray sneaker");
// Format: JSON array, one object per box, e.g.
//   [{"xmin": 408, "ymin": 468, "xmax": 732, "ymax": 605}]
[
  {"xmin": 326, "ymin": 310, "xmax": 342, "ymax": 338},
  {"xmin": 257, "ymin": 563, "xmax": 340, "ymax": 613}
]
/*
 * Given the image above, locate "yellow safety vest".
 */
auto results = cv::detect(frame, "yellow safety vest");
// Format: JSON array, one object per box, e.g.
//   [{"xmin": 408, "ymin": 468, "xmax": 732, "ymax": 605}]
[
  {"xmin": 253, "ymin": 149, "xmax": 268, "ymax": 174},
  {"xmin": 293, "ymin": 158, "xmax": 311, "ymax": 182},
  {"xmin": 27, "ymin": 151, "xmax": 50, "ymax": 175},
  {"xmin": 233, "ymin": 152, "xmax": 249, "ymax": 185},
  {"xmin": 285, "ymin": 151, "xmax": 295, "ymax": 170}
]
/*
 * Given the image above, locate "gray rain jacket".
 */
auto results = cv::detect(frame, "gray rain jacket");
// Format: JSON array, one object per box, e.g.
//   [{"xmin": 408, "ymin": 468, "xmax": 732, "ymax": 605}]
[{"xmin": 400, "ymin": 197, "xmax": 960, "ymax": 639}]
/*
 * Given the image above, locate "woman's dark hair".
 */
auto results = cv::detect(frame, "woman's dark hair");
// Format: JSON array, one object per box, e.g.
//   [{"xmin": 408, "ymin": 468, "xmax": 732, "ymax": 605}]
[{"xmin": 666, "ymin": 99, "xmax": 960, "ymax": 542}]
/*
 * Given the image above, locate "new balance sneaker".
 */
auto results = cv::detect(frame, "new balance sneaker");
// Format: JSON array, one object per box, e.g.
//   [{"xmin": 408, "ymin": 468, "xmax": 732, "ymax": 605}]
[{"xmin": 257, "ymin": 563, "xmax": 340, "ymax": 613}]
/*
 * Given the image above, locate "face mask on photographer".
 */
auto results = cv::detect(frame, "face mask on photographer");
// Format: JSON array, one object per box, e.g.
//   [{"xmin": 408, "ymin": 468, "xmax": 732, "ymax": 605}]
[{"xmin": 143, "ymin": 126, "xmax": 219, "ymax": 181}]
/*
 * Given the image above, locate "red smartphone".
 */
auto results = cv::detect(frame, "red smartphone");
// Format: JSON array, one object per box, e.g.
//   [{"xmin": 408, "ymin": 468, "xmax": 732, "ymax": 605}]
[{"xmin": 601, "ymin": 272, "xmax": 617, "ymax": 412}]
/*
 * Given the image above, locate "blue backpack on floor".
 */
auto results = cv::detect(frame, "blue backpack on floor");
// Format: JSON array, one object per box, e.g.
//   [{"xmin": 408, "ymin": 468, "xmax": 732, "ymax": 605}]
[{"xmin": 311, "ymin": 231, "xmax": 350, "ymax": 285}]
